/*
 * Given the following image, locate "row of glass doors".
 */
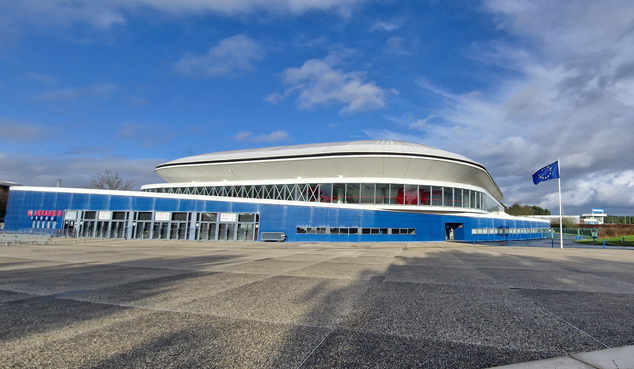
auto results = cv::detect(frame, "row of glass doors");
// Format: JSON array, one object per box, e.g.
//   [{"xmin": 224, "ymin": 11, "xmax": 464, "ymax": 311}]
[{"xmin": 61, "ymin": 210, "xmax": 259, "ymax": 241}]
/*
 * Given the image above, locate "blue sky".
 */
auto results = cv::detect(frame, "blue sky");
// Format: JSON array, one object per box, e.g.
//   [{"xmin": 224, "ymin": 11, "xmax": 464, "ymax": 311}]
[{"xmin": 2, "ymin": 0, "xmax": 634, "ymax": 215}]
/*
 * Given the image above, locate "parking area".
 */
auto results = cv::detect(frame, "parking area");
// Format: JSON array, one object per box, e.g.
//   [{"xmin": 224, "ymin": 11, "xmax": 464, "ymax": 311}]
[{"xmin": 1, "ymin": 240, "xmax": 633, "ymax": 368}]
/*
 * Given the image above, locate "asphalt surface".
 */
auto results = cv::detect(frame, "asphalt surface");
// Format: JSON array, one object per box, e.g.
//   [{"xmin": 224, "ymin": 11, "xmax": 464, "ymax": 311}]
[{"xmin": 1, "ymin": 239, "xmax": 633, "ymax": 368}]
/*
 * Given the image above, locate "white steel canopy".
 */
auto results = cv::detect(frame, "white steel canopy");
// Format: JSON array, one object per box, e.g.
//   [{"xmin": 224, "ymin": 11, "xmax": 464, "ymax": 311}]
[{"xmin": 155, "ymin": 140, "xmax": 504, "ymax": 200}]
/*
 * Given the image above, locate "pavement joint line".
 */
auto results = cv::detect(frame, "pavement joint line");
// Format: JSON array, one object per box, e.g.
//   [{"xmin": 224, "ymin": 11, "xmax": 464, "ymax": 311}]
[
  {"xmin": 295, "ymin": 285, "xmax": 372, "ymax": 369},
  {"xmin": 540, "ymin": 306, "xmax": 611, "ymax": 349}
]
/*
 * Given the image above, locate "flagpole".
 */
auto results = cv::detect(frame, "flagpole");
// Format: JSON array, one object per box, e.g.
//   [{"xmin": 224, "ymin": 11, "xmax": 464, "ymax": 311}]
[{"xmin": 558, "ymin": 157, "xmax": 563, "ymax": 249}]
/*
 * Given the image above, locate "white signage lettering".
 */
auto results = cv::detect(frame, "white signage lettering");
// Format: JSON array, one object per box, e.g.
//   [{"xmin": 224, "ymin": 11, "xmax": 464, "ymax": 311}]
[
  {"xmin": 155, "ymin": 212, "xmax": 170, "ymax": 221},
  {"xmin": 98, "ymin": 211, "xmax": 112, "ymax": 220},
  {"xmin": 220, "ymin": 213, "xmax": 237, "ymax": 222}
]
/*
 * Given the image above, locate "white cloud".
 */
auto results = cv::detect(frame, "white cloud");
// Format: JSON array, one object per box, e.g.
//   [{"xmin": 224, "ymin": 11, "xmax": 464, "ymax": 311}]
[
  {"xmin": 270, "ymin": 52, "xmax": 387, "ymax": 113},
  {"xmin": 0, "ymin": 119, "xmax": 52, "ymax": 141},
  {"xmin": 175, "ymin": 35, "xmax": 265, "ymax": 77},
  {"xmin": 383, "ymin": 36, "xmax": 418, "ymax": 56},
  {"xmin": 371, "ymin": 1, "xmax": 634, "ymax": 214},
  {"xmin": 0, "ymin": 151, "xmax": 164, "ymax": 189},
  {"xmin": 36, "ymin": 83, "xmax": 116, "ymax": 101},
  {"xmin": 371, "ymin": 21, "xmax": 400, "ymax": 32},
  {"xmin": 232, "ymin": 130, "xmax": 290, "ymax": 143},
  {"xmin": 0, "ymin": 0, "xmax": 367, "ymax": 32}
]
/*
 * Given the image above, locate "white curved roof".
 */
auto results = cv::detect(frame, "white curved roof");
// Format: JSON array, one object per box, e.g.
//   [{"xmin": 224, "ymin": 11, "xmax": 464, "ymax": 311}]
[
  {"xmin": 159, "ymin": 140, "xmax": 475, "ymax": 166},
  {"xmin": 155, "ymin": 140, "xmax": 503, "ymax": 200}
]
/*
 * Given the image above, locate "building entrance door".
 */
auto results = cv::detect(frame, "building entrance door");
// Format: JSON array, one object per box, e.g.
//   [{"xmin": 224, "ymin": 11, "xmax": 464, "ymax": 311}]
[
  {"xmin": 218, "ymin": 223, "xmax": 236, "ymax": 241},
  {"xmin": 199, "ymin": 223, "xmax": 217, "ymax": 240},
  {"xmin": 135, "ymin": 222, "xmax": 152, "ymax": 239}
]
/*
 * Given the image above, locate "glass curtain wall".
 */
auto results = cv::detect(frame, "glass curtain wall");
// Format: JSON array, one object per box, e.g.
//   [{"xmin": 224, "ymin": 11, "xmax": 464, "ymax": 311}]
[{"xmin": 144, "ymin": 183, "xmax": 503, "ymax": 212}]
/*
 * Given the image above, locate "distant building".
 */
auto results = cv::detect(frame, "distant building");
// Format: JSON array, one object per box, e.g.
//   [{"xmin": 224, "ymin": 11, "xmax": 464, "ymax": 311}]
[
  {"xmin": 524, "ymin": 215, "xmax": 581, "ymax": 224},
  {"xmin": 581, "ymin": 208, "xmax": 607, "ymax": 225}
]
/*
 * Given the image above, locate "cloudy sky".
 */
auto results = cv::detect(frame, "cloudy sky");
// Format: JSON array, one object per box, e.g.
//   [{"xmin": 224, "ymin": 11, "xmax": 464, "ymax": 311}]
[{"xmin": 1, "ymin": 0, "xmax": 633, "ymax": 215}]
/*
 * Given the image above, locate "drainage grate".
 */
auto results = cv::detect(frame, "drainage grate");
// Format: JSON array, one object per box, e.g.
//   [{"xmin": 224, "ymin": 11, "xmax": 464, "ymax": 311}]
[{"xmin": 367, "ymin": 276, "xmax": 385, "ymax": 286}]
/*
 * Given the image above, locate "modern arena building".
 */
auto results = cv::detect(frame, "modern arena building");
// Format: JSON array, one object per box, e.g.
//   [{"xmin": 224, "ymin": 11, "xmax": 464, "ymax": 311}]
[{"xmin": 4, "ymin": 140, "xmax": 550, "ymax": 242}]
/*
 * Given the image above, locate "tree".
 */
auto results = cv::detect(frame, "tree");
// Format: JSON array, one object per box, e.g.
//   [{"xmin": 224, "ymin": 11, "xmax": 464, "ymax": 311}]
[
  {"xmin": 84, "ymin": 170, "xmax": 135, "ymax": 191},
  {"xmin": 531, "ymin": 206, "xmax": 551, "ymax": 215},
  {"xmin": 506, "ymin": 203, "xmax": 535, "ymax": 216}
]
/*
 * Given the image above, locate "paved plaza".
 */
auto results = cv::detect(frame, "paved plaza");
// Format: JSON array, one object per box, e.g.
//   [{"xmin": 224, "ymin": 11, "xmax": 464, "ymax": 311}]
[{"xmin": 1, "ymin": 240, "xmax": 633, "ymax": 368}]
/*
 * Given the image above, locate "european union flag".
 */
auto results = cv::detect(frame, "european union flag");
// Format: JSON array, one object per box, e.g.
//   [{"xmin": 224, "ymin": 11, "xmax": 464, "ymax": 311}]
[{"xmin": 532, "ymin": 161, "xmax": 559, "ymax": 185}]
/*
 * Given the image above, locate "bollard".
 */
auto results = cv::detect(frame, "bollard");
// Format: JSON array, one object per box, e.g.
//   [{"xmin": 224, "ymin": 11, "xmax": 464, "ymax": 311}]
[
  {"xmin": 624, "ymin": 237, "xmax": 626, "ymax": 245},
  {"xmin": 603, "ymin": 240, "xmax": 606, "ymax": 249},
  {"xmin": 509, "ymin": 239, "xmax": 511, "ymax": 247},
  {"xmin": 551, "ymin": 239, "xmax": 554, "ymax": 248}
]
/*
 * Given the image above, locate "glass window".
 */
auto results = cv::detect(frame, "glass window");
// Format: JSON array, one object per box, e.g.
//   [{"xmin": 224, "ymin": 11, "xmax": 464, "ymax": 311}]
[
  {"xmin": 454, "ymin": 189, "xmax": 463, "ymax": 208},
  {"xmin": 390, "ymin": 184, "xmax": 404, "ymax": 205},
  {"xmin": 380, "ymin": 228, "xmax": 388, "ymax": 234},
  {"xmin": 319, "ymin": 184, "xmax": 332, "ymax": 203},
  {"xmin": 431, "ymin": 187, "xmax": 443, "ymax": 206},
  {"xmin": 419, "ymin": 185, "xmax": 431, "ymax": 205},
  {"xmin": 113, "ymin": 212, "xmax": 126, "ymax": 220},
  {"xmin": 362, "ymin": 228, "xmax": 371, "ymax": 234},
  {"xmin": 137, "ymin": 212, "xmax": 152, "ymax": 221},
  {"xmin": 297, "ymin": 227, "xmax": 307, "ymax": 234},
  {"xmin": 84, "ymin": 211, "xmax": 97, "ymax": 220},
  {"xmin": 444, "ymin": 187, "xmax": 454, "ymax": 207},
  {"xmin": 371, "ymin": 228, "xmax": 379, "ymax": 234},
  {"xmin": 408, "ymin": 228, "xmax": 416, "ymax": 235},
  {"xmin": 346, "ymin": 183, "xmax": 360, "ymax": 204},
  {"xmin": 470, "ymin": 191, "xmax": 477, "ymax": 208},
  {"xmin": 360, "ymin": 183, "xmax": 375, "ymax": 204},
  {"xmin": 339, "ymin": 228, "xmax": 349, "ymax": 234},
  {"xmin": 332, "ymin": 183, "xmax": 345, "ymax": 204},
  {"xmin": 375, "ymin": 183, "xmax": 390, "ymax": 204},
  {"xmin": 201, "ymin": 213, "xmax": 217, "ymax": 222},
  {"xmin": 238, "ymin": 214, "xmax": 255, "ymax": 222},
  {"xmin": 172, "ymin": 212, "xmax": 187, "ymax": 221},
  {"xmin": 404, "ymin": 185, "xmax": 418, "ymax": 205},
  {"xmin": 349, "ymin": 228, "xmax": 358, "ymax": 234},
  {"xmin": 316, "ymin": 227, "xmax": 326, "ymax": 234},
  {"xmin": 329, "ymin": 228, "xmax": 339, "ymax": 234}
]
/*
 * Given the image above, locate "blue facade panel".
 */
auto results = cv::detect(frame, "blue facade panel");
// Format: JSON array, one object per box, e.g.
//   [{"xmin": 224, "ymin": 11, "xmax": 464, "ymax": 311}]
[{"xmin": 5, "ymin": 190, "xmax": 550, "ymax": 243}]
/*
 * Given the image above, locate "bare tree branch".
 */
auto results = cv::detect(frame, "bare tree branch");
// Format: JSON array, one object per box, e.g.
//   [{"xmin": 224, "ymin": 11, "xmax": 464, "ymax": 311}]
[{"xmin": 83, "ymin": 170, "xmax": 135, "ymax": 191}]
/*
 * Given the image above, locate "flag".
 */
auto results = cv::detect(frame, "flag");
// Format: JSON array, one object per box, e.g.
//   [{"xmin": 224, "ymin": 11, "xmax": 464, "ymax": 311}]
[{"xmin": 532, "ymin": 161, "xmax": 559, "ymax": 185}]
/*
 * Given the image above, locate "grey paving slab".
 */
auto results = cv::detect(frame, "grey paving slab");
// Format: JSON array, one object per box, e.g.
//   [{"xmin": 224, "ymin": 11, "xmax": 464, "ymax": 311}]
[
  {"xmin": 384, "ymin": 264, "xmax": 500, "ymax": 286},
  {"xmin": 177, "ymin": 275, "xmax": 369, "ymax": 327},
  {"xmin": 0, "ymin": 263, "xmax": 188, "ymax": 295},
  {"xmin": 338, "ymin": 282, "xmax": 603, "ymax": 353},
  {"xmin": 0, "ymin": 257, "xmax": 69, "ymax": 271},
  {"xmin": 206, "ymin": 259, "xmax": 318, "ymax": 274},
  {"xmin": 327, "ymin": 255, "xmax": 396, "ymax": 264},
  {"xmin": 0, "ymin": 299, "xmax": 329, "ymax": 369},
  {"xmin": 113, "ymin": 253, "xmax": 252, "ymax": 270},
  {"xmin": 2, "ymin": 241, "xmax": 634, "ymax": 368},
  {"xmin": 68, "ymin": 271, "xmax": 269, "ymax": 310},
  {"xmin": 572, "ymin": 345, "xmax": 634, "ymax": 369},
  {"xmin": 490, "ymin": 356, "xmax": 595, "ymax": 368},
  {"xmin": 0, "ymin": 289, "xmax": 37, "ymax": 303},
  {"xmin": 283, "ymin": 261, "xmax": 389, "ymax": 280},
  {"xmin": 478, "ymin": 267, "xmax": 634, "ymax": 293},
  {"xmin": 301, "ymin": 329, "xmax": 559, "ymax": 369},
  {"xmin": 394, "ymin": 249, "xmax": 468, "ymax": 266},
  {"xmin": 517, "ymin": 289, "xmax": 634, "ymax": 347}
]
